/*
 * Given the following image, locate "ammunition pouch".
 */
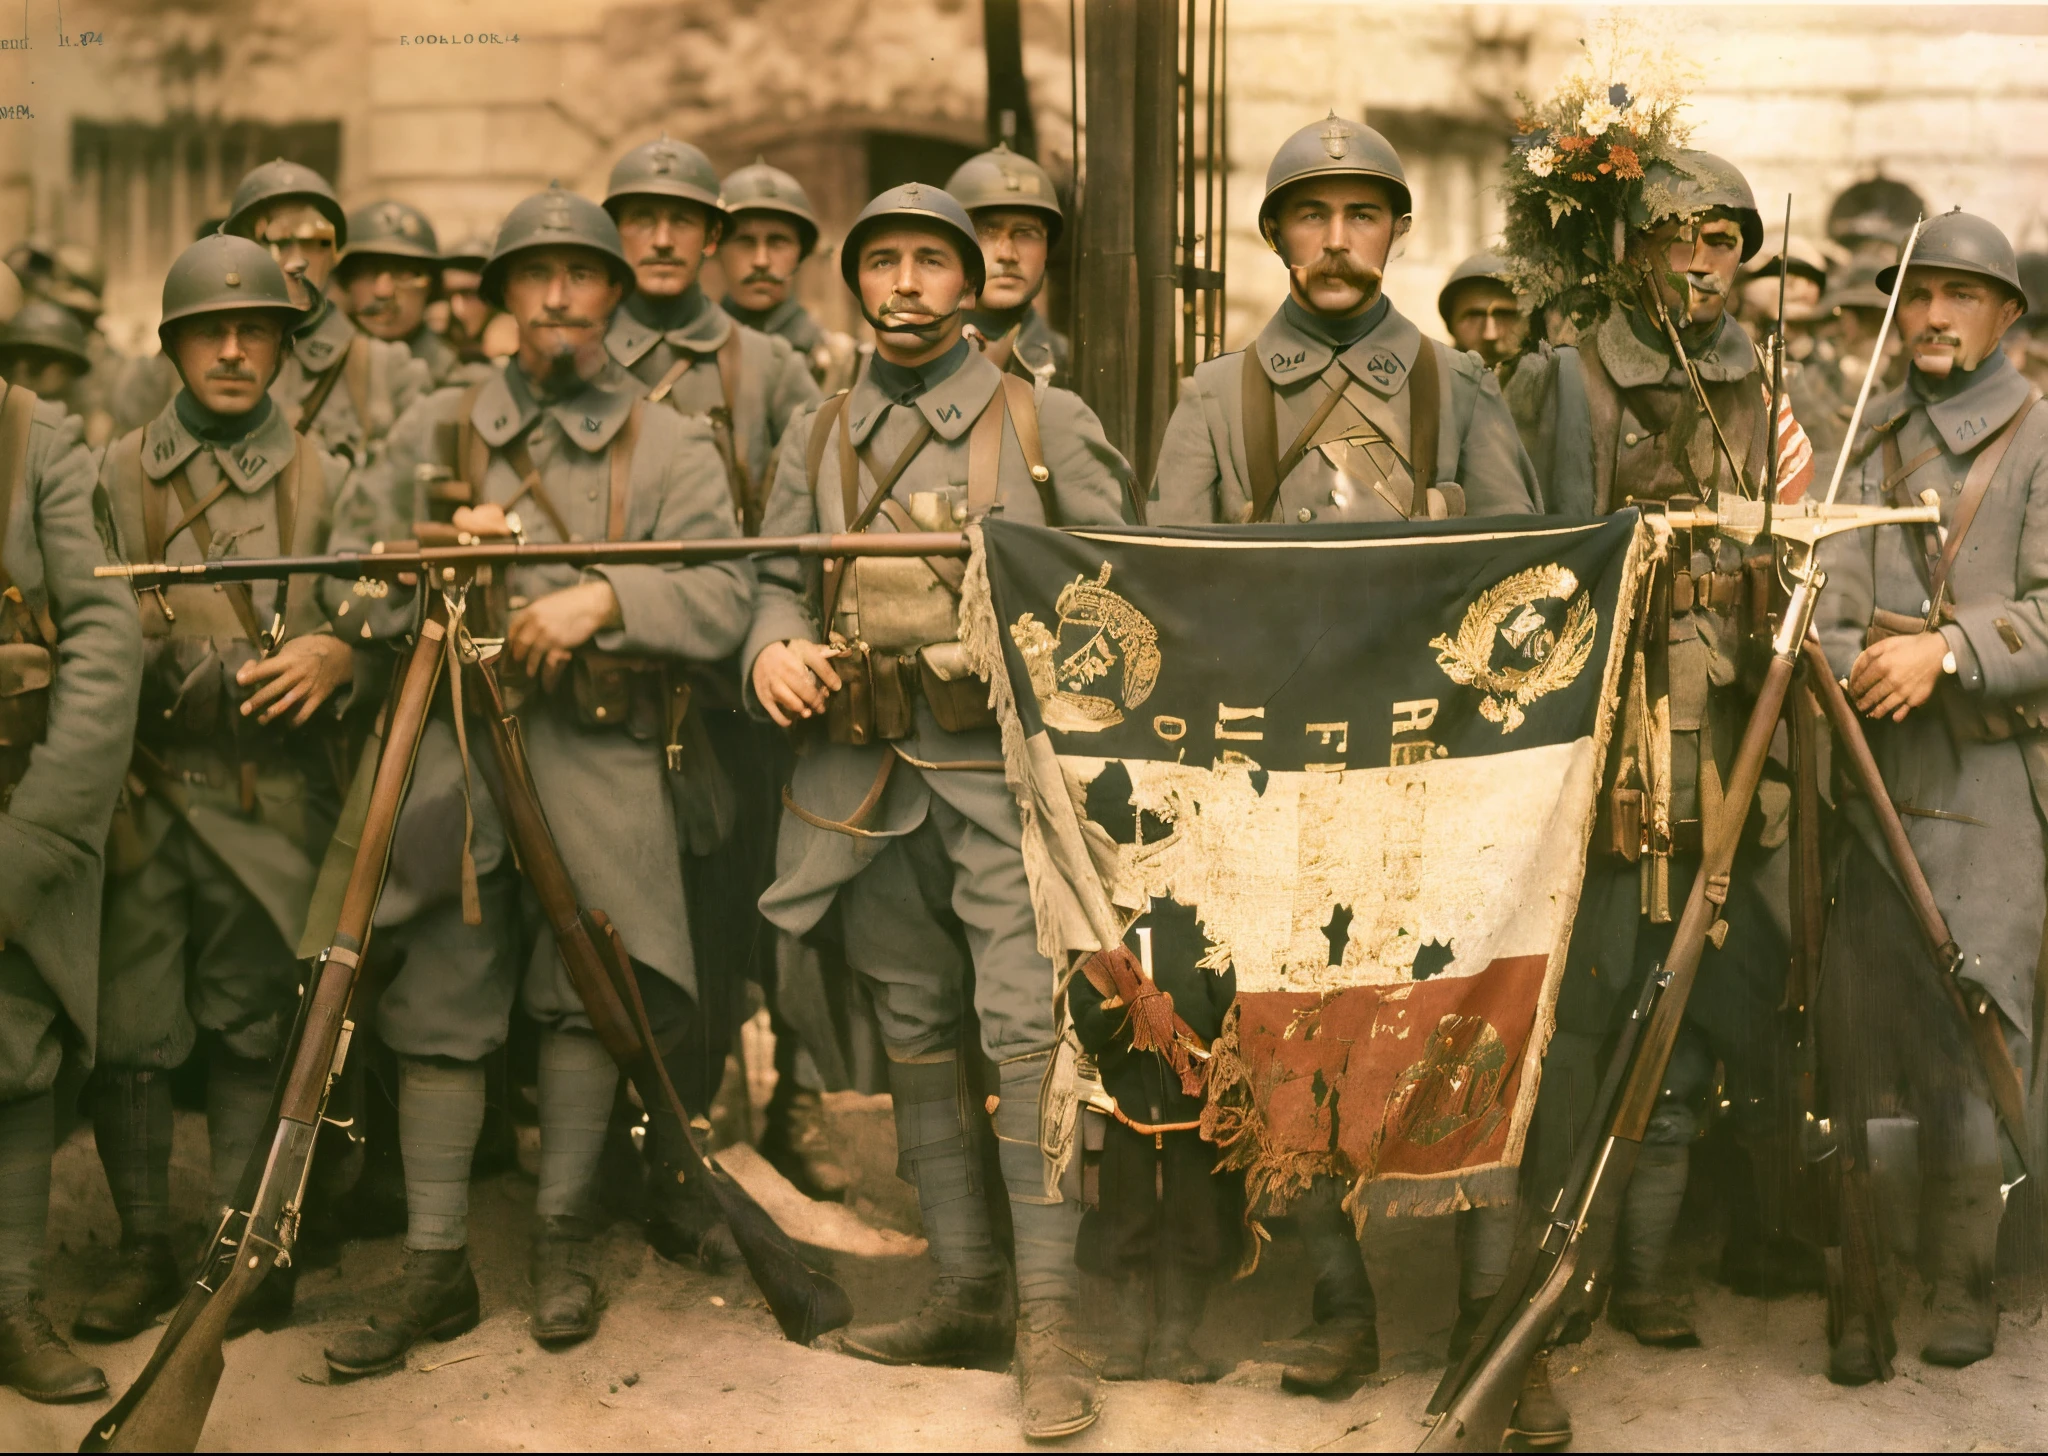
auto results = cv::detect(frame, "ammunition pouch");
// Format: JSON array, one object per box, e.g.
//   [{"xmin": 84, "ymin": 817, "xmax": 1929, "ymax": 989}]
[
  {"xmin": 1863, "ymin": 609, "xmax": 2048, "ymax": 745},
  {"xmin": 832, "ymin": 555, "xmax": 961, "ymax": 654},
  {"xmin": 821, "ymin": 639, "xmax": 995, "ymax": 746}
]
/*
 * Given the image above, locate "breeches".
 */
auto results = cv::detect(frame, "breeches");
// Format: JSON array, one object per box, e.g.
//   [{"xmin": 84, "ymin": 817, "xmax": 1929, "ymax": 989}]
[
  {"xmin": 0, "ymin": 945, "xmax": 65, "ymax": 1101},
  {"xmin": 98, "ymin": 817, "xmax": 298, "ymax": 1068},
  {"xmin": 836, "ymin": 798, "xmax": 1057, "ymax": 1063}
]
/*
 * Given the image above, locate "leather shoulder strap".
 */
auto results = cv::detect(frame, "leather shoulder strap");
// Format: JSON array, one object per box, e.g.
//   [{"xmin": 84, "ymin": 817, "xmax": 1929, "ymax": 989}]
[
  {"xmin": 0, "ymin": 381, "xmax": 32, "ymax": 599},
  {"xmin": 607, "ymin": 401, "xmax": 644, "ymax": 542},
  {"xmin": 1407, "ymin": 339, "xmax": 1442, "ymax": 517},
  {"xmin": 997, "ymin": 373, "xmax": 1059, "ymax": 524},
  {"xmin": 296, "ymin": 349, "xmax": 348, "ymax": 431},
  {"xmin": 166, "ymin": 463, "xmax": 267, "ymax": 644},
  {"xmin": 1930, "ymin": 389, "xmax": 2043, "ymax": 618},
  {"xmin": 966, "ymin": 383, "xmax": 1008, "ymax": 520},
  {"xmin": 1241, "ymin": 354, "xmax": 1281, "ymax": 522},
  {"xmin": 274, "ymin": 434, "xmax": 307, "ymax": 628},
  {"xmin": 344, "ymin": 334, "xmax": 374, "ymax": 436},
  {"xmin": 455, "ymin": 383, "xmax": 488, "ymax": 497},
  {"xmin": 805, "ymin": 392, "xmax": 849, "ymax": 505}
]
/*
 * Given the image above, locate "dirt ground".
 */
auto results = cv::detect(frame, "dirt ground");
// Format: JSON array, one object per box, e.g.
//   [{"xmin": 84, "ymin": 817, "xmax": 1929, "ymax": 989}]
[{"xmin": 7, "ymin": 1096, "xmax": 2047, "ymax": 1454}]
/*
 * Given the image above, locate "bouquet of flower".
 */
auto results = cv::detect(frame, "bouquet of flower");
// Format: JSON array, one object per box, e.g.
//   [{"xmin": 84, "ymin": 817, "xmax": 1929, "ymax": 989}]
[{"xmin": 1500, "ymin": 21, "xmax": 1701, "ymax": 318}]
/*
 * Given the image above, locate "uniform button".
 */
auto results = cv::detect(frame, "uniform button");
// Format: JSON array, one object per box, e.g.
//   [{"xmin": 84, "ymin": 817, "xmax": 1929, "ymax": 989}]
[
  {"xmin": 1624, "ymin": 431, "xmax": 1640, "ymax": 446},
  {"xmin": 587, "ymin": 489, "xmax": 599, "ymax": 501},
  {"xmin": 1297, "ymin": 507, "xmax": 1313, "ymax": 522}
]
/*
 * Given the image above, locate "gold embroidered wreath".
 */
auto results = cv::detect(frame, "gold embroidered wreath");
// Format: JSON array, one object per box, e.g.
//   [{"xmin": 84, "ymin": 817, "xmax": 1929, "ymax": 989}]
[{"xmin": 1430, "ymin": 564, "xmax": 1597, "ymax": 733}]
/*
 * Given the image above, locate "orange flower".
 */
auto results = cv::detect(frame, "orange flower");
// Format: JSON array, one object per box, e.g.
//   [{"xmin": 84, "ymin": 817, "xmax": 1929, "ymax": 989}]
[
  {"xmin": 1558, "ymin": 134, "xmax": 1597, "ymax": 154},
  {"xmin": 1608, "ymin": 145, "xmax": 1644, "ymax": 180}
]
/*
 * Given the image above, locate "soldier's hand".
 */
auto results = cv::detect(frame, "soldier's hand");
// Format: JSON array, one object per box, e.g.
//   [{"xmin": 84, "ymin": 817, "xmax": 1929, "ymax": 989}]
[
  {"xmin": 451, "ymin": 503, "xmax": 514, "ymax": 538},
  {"xmin": 1849, "ymin": 632, "xmax": 1948, "ymax": 722},
  {"xmin": 753, "ymin": 639, "xmax": 842, "ymax": 727},
  {"xmin": 237, "ymin": 633, "xmax": 355, "ymax": 727},
  {"xmin": 506, "ymin": 580, "xmax": 621, "ymax": 690}
]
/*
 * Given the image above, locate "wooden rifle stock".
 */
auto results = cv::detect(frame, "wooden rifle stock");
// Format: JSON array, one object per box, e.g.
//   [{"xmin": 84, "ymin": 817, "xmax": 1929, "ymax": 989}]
[
  {"xmin": 82, "ymin": 611, "xmax": 451, "ymax": 1453},
  {"xmin": 1799, "ymin": 636, "xmax": 2033, "ymax": 1172},
  {"xmin": 464, "ymin": 655, "xmax": 853, "ymax": 1345}
]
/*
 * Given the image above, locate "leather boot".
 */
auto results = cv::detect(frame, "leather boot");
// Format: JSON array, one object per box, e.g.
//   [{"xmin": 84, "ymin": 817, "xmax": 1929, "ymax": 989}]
[
  {"xmin": 1284, "ymin": 1178, "xmax": 1380, "ymax": 1394},
  {"xmin": 1921, "ymin": 1168, "xmax": 2000, "ymax": 1368},
  {"xmin": 1016, "ymin": 1296, "xmax": 1102, "ymax": 1440},
  {"xmin": 224, "ymin": 1261, "xmax": 298, "ymax": 1339},
  {"xmin": 1506, "ymin": 1349, "xmax": 1572, "ymax": 1449},
  {"xmin": 323, "ymin": 1247, "xmax": 480, "ymax": 1378},
  {"xmin": 1444, "ymin": 1292, "xmax": 1491, "ymax": 1368},
  {"xmin": 1146, "ymin": 1264, "xmax": 1222, "ymax": 1384},
  {"xmin": 842, "ymin": 1272, "xmax": 1012, "ymax": 1367},
  {"xmin": 1098, "ymin": 1271, "xmax": 1149, "ymax": 1381},
  {"xmin": 0, "ymin": 1303, "xmax": 106, "ymax": 1402},
  {"xmin": 1828, "ymin": 1320, "xmax": 1885, "ymax": 1386},
  {"xmin": 1609, "ymin": 1143, "xmax": 1698, "ymax": 1347},
  {"xmin": 1280, "ymin": 1314, "xmax": 1378, "ymax": 1394},
  {"xmin": 761, "ymin": 1084, "xmax": 854, "ymax": 1202},
  {"xmin": 72, "ymin": 1235, "xmax": 180, "ymax": 1342},
  {"xmin": 531, "ymin": 1215, "xmax": 604, "ymax": 1347}
]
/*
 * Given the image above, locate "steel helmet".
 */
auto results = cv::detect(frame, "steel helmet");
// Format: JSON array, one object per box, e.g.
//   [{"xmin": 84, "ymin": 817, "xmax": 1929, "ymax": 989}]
[
  {"xmin": 342, "ymin": 200, "xmax": 442, "ymax": 267},
  {"xmin": 0, "ymin": 299, "xmax": 91, "ymax": 370},
  {"xmin": 1258, "ymin": 114, "xmax": 1411, "ymax": 249},
  {"xmin": 1633, "ymin": 150, "xmax": 1762, "ymax": 262},
  {"xmin": 440, "ymin": 233, "xmax": 495, "ymax": 274},
  {"xmin": 1828, "ymin": 175, "xmax": 1926, "ymax": 253},
  {"xmin": 1821, "ymin": 263, "xmax": 1890, "ymax": 317},
  {"xmin": 838, "ymin": 183, "xmax": 985, "ymax": 295},
  {"xmin": 1436, "ymin": 251, "xmax": 1516, "ymax": 329},
  {"xmin": 156, "ymin": 233, "xmax": 304, "ymax": 350},
  {"xmin": 480, "ymin": 184, "xmax": 636, "ymax": 309},
  {"xmin": 604, "ymin": 135, "xmax": 726, "ymax": 222},
  {"xmin": 719, "ymin": 158, "xmax": 820, "ymax": 258},
  {"xmin": 2019, "ymin": 251, "xmax": 2048, "ymax": 325},
  {"xmin": 943, "ymin": 144, "xmax": 1063, "ymax": 249},
  {"xmin": 1877, "ymin": 208, "xmax": 2024, "ymax": 304},
  {"xmin": 223, "ymin": 158, "xmax": 348, "ymax": 249}
]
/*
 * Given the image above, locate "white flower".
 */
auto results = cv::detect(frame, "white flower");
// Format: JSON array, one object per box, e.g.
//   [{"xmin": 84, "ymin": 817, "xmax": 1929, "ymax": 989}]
[
  {"xmin": 1579, "ymin": 100, "xmax": 1623, "ymax": 134},
  {"xmin": 1525, "ymin": 145, "xmax": 1559, "ymax": 178}
]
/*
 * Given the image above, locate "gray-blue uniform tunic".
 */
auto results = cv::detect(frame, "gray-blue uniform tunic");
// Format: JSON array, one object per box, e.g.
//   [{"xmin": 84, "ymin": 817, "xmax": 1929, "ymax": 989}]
[
  {"xmin": 0, "ymin": 391, "xmax": 138, "ymax": 1098},
  {"xmin": 337, "ymin": 359, "xmax": 751, "ymax": 1058},
  {"xmin": 745, "ymin": 342, "xmax": 1132, "ymax": 1060}
]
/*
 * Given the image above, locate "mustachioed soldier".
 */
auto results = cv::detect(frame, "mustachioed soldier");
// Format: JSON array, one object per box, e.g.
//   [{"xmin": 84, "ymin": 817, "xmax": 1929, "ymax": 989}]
[
  {"xmin": 718, "ymin": 158, "xmax": 859, "ymax": 393},
  {"xmin": 1815, "ymin": 209, "xmax": 2048, "ymax": 1381},
  {"xmin": 602, "ymin": 136, "xmax": 821, "ymax": 535},
  {"xmin": 80, "ymin": 235, "xmax": 356, "ymax": 1345},
  {"xmin": 944, "ymin": 143, "xmax": 1069, "ymax": 391},
  {"xmin": 337, "ymin": 200, "xmax": 477, "ymax": 391},
  {"xmin": 320, "ymin": 185, "xmax": 751, "ymax": 1373},
  {"xmin": 747, "ymin": 183, "xmax": 1131, "ymax": 1440},
  {"xmin": 223, "ymin": 160, "xmax": 430, "ymax": 466},
  {"xmin": 1147, "ymin": 113, "xmax": 1538, "ymax": 1404},
  {"xmin": 0, "ymin": 303, "xmax": 140, "ymax": 1403}
]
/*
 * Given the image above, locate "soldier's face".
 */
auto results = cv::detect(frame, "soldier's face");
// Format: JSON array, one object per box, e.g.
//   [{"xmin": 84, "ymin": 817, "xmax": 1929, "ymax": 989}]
[
  {"xmin": 441, "ymin": 266, "xmax": 493, "ymax": 343},
  {"xmin": 615, "ymin": 198, "xmax": 721, "ymax": 298},
  {"xmin": 502, "ymin": 246, "xmax": 624, "ymax": 384},
  {"xmin": 974, "ymin": 209, "xmax": 1050, "ymax": 313},
  {"xmin": 252, "ymin": 203, "xmax": 338, "ymax": 309},
  {"xmin": 340, "ymin": 258, "xmax": 434, "ymax": 341},
  {"xmin": 1646, "ymin": 215, "xmax": 1745, "ymax": 327},
  {"xmin": 0, "ymin": 349, "xmax": 79, "ymax": 398},
  {"xmin": 857, "ymin": 225, "xmax": 973, "ymax": 364},
  {"xmin": 720, "ymin": 212, "xmax": 804, "ymax": 313},
  {"xmin": 1739, "ymin": 271, "xmax": 1821, "ymax": 324},
  {"xmin": 1273, "ymin": 178, "xmax": 1410, "ymax": 318},
  {"xmin": 1444, "ymin": 280, "xmax": 1525, "ymax": 367},
  {"xmin": 1896, "ymin": 266, "xmax": 2024, "ymax": 379},
  {"xmin": 170, "ymin": 310, "xmax": 285, "ymax": 414}
]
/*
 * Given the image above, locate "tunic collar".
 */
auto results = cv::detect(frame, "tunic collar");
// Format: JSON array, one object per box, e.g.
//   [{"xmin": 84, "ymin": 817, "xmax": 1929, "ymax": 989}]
[
  {"xmin": 1253, "ymin": 297, "xmax": 1421, "ymax": 398},
  {"xmin": 725, "ymin": 295, "xmax": 818, "ymax": 351},
  {"xmin": 142, "ymin": 394, "xmax": 299, "ymax": 492},
  {"xmin": 1903, "ymin": 350, "xmax": 2036, "ymax": 454},
  {"xmin": 471, "ymin": 357, "xmax": 642, "ymax": 454},
  {"xmin": 1594, "ymin": 306, "xmax": 1757, "ymax": 389},
  {"xmin": 291, "ymin": 297, "xmax": 357, "ymax": 374},
  {"xmin": 606, "ymin": 289, "xmax": 735, "ymax": 367},
  {"xmin": 845, "ymin": 341, "xmax": 1001, "ymax": 446}
]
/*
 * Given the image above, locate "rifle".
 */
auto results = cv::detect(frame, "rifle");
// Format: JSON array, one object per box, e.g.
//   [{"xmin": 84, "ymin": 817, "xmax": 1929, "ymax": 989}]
[
  {"xmin": 94, "ymin": 530, "xmax": 974, "ymax": 590},
  {"xmin": 80, "ymin": 539, "xmax": 894, "ymax": 1450},
  {"xmin": 1422, "ymin": 218, "xmax": 1937, "ymax": 1443}
]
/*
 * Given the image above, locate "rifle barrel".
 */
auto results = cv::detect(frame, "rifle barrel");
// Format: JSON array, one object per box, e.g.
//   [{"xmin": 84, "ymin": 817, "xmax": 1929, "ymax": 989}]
[{"xmin": 96, "ymin": 531, "xmax": 974, "ymax": 588}]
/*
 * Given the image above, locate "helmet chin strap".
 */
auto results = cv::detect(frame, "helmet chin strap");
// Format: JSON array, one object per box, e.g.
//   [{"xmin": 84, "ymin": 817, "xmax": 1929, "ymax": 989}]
[{"xmin": 859, "ymin": 299, "xmax": 964, "ymax": 341}]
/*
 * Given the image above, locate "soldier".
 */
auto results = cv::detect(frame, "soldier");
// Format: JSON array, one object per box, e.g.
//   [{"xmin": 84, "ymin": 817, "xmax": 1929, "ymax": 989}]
[
  {"xmin": 1506, "ymin": 150, "xmax": 1813, "ymax": 1446},
  {"xmin": 222, "ymin": 159, "xmax": 429, "ymax": 466},
  {"xmin": 76, "ymin": 234, "xmax": 354, "ymax": 1344},
  {"xmin": 438, "ymin": 233, "xmax": 515, "ymax": 367},
  {"xmin": 0, "ymin": 303, "xmax": 94, "ymax": 417},
  {"xmin": 1149, "ymin": 115, "xmax": 1538, "ymax": 1404},
  {"xmin": 1437, "ymin": 251, "xmax": 1527, "ymax": 373},
  {"xmin": 0, "ymin": 305, "xmax": 141, "ymax": 1402},
  {"xmin": 318, "ymin": 185, "xmax": 751, "ymax": 1373},
  {"xmin": 336, "ymin": 200, "xmax": 475, "ymax": 390},
  {"xmin": 601, "ymin": 135, "xmax": 838, "ymax": 1199},
  {"xmin": 6, "ymin": 241, "xmax": 119, "ymax": 447},
  {"xmin": 945, "ymin": 144, "xmax": 1068, "ymax": 389},
  {"xmin": 1821, "ymin": 263, "xmax": 1907, "ymax": 403},
  {"xmin": 1815, "ymin": 208, "xmax": 2046, "ymax": 1380},
  {"xmin": 2002, "ymin": 250, "xmax": 2048, "ymax": 393},
  {"xmin": 718, "ymin": 157, "xmax": 859, "ymax": 392},
  {"xmin": 1739, "ymin": 237, "xmax": 1852, "ymax": 460},
  {"xmin": 747, "ymin": 183, "xmax": 1131, "ymax": 1439}
]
